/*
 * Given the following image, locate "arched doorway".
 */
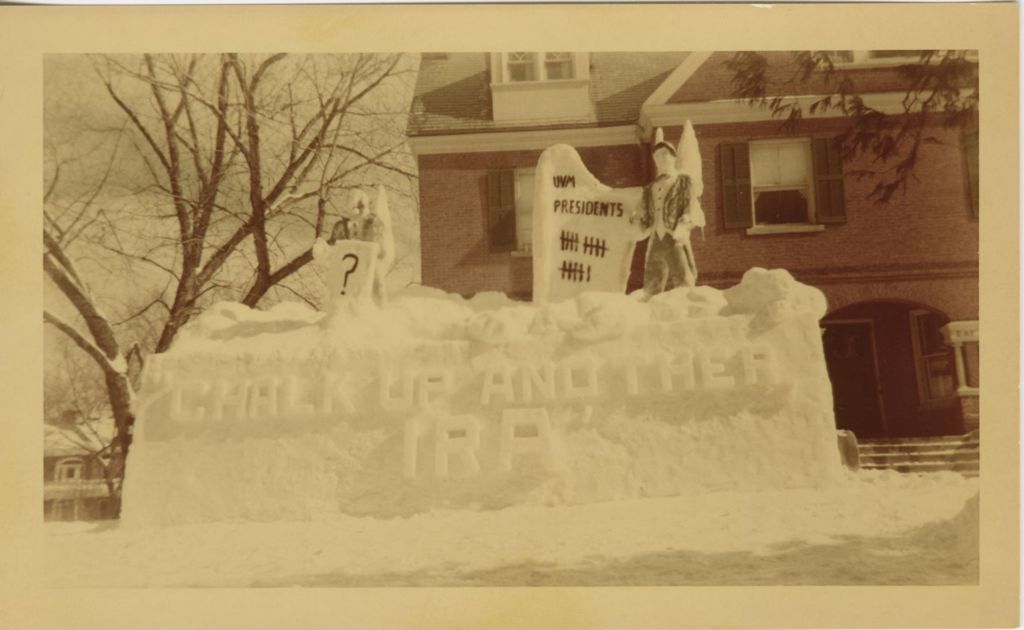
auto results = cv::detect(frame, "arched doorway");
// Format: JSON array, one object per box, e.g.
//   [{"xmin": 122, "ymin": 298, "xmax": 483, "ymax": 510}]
[{"xmin": 822, "ymin": 301, "xmax": 961, "ymax": 438}]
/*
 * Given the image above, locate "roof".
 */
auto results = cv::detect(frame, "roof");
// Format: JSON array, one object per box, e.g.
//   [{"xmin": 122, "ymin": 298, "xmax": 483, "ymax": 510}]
[
  {"xmin": 669, "ymin": 51, "xmax": 979, "ymax": 103},
  {"xmin": 409, "ymin": 52, "xmax": 690, "ymax": 136}
]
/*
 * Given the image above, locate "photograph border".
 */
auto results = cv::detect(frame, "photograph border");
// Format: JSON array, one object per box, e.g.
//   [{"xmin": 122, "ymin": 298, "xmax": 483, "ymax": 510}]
[{"xmin": 0, "ymin": 3, "xmax": 1018, "ymax": 627}]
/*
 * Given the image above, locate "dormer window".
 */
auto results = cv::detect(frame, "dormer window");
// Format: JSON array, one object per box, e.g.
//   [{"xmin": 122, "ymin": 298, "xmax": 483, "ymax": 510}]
[
  {"xmin": 490, "ymin": 53, "xmax": 591, "ymax": 122},
  {"xmin": 495, "ymin": 52, "xmax": 588, "ymax": 84}
]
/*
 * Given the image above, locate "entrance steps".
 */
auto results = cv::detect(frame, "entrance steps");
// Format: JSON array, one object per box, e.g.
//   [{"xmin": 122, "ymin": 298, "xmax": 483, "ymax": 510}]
[{"xmin": 855, "ymin": 432, "xmax": 980, "ymax": 477}]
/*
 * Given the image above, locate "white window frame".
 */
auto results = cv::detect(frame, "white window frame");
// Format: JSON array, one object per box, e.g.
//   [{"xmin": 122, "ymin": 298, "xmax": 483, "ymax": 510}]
[
  {"xmin": 497, "ymin": 52, "xmax": 589, "ymax": 84},
  {"xmin": 506, "ymin": 52, "xmax": 538, "ymax": 82},
  {"xmin": 512, "ymin": 168, "xmax": 536, "ymax": 256},
  {"xmin": 746, "ymin": 138, "xmax": 821, "ymax": 235},
  {"xmin": 909, "ymin": 309, "xmax": 957, "ymax": 406},
  {"xmin": 55, "ymin": 457, "xmax": 85, "ymax": 482}
]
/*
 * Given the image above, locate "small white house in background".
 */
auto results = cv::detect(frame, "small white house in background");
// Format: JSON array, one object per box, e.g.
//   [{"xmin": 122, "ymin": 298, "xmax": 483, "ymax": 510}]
[{"xmin": 44, "ymin": 420, "xmax": 120, "ymax": 521}]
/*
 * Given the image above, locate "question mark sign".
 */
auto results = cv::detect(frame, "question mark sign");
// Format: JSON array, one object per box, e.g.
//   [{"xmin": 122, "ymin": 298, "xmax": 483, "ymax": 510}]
[{"xmin": 339, "ymin": 254, "xmax": 359, "ymax": 295}]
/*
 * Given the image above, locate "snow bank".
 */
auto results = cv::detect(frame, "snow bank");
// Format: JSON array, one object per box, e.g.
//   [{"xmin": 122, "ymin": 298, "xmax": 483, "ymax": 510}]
[
  {"xmin": 122, "ymin": 269, "xmax": 843, "ymax": 526},
  {"xmin": 51, "ymin": 474, "xmax": 979, "ymax": 587}
]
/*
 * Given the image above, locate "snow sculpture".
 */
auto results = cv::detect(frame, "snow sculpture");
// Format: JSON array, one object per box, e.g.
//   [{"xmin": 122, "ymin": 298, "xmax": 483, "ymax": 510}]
[
  {"xmin": 498, "ymin": 408, "xmax": 557, "ymax": 472},
  {"xmin": 312, "ymin": 186, "xmax": 395, "ymax": 308},
  {"xmin": 631, "ymin": 123, "xmax": 706, "ymax": 297},
  {"xmin": 123, "ymin": 268, "xmax": 846, "ymax": 526},
  {"xmin": 532, "ymin": 121, "xmax": 705, "ymax": 303},
  {"xmin": 433, "ymin": 415, "xmax": 482, "ymax": 478}
]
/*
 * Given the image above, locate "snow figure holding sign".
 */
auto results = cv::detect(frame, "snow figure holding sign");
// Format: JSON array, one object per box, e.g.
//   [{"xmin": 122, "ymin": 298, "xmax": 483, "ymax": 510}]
[
  {"xmin": 531, "ymin": 120, "xmax": 705, "ymax": 304},
  {"xmin": 631, "ymin": 124, "xmax": 706, "ymax": 297},
  {"xmin": 313, "ymin": 186, "xmax": 395, "ymax": 308}
]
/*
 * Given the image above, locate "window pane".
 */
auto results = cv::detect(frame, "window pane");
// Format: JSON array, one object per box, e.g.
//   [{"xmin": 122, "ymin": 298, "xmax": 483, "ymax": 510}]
[
  {"xmin": 754, "ymin": 189, "xmax": 809, "ymax": 224},
  {"xmin": 507, "ymin": 52, "xmax": 536, "ymax": 82},
  {"xmin": 777, "ymin": 144, "xmax": 809, "ymax": 185},
  {"xmin": 925, "ymin": 355, "xmax": 955, "ymax": 399},
  {"xmin": 544, "ymin": 52, "xmax": 574, "ymax": 80},
  {"xmin": 750, "ymin": 142, "xmax": 809, "ymax": 187},
  {"xmin": 508, "ymin": 63, "xmax": 535, "ymax": 82},
  {"xmin": 750, "ymin": 145, "xmax": 779, "ymax": 187},
  {"xmin": 545, "ymin": 61, "xmax": 573, "ymax": 80}
]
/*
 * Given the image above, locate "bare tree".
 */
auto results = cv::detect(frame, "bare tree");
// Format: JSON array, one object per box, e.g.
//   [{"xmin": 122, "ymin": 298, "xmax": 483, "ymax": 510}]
[
  {"xmin": 43, "ymin": 53, "xmax": 418, "ymax": 510},
  {"xmin": 725, "ymin": 50, "xmax": 978, "ymax": 203}
]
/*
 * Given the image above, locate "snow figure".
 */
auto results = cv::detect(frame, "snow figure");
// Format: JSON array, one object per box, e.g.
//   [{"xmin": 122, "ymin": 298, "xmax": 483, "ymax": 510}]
[
  {"xmin": 631, "ymin": 123, "xmax": 706, "ymax": 297},
  {"xmin": 531, "ymin": 120, "xmax": 705, "ymax": 304},
  {"xmin": 313, "ymin": 189, "xmax": 381, "ymax": 308},
  {"xmin": 370, "ymin": 184, "xmax": 396, "ymax": 306},
  {"xmin": 312, "ymin": 187, "xmax": 396, "ymax": 309}
]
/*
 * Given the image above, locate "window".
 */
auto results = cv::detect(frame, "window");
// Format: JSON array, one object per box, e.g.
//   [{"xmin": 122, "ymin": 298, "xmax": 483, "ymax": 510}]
[
  {"xmin": 486, "ymin": 169, "xmax": 534, "ymax": 253},
  {"xmin": 544, "ymin": 52, "xmax": 574, "ymax": 80},
  {"xmin": 514, "ymin": 169, "xmax": 535, "ymax": 252},
  {"xmin": 55, "ymin": 457, "xmax": 85, "ymax": 482},
  {"xmin": 720, "ymin": 137, "xmax": 846, "ymax": 233},
  {"xmin": 507, "ymin": 52, "xmax": 537, "ymax": 82},
  {"xmin": 504, "ymin": 52, "xmax": 577, "ymax": 82},
  {"xmin": 869, "ymin": 50, "xmax": 931, "ymax": 59},
  {"xmin": 910, "ymin": 310, "xmax": 956, "ymax": 404},
  {"xmin": 750, "ymin": 140, "xmax": 813, "ymax": 225},
  {"xmin": 490, "ymin": 53, "xmax": 590, "ymax": 122},
  {"xmin": 834, "ymin": 50, "xmax": 933, "ymax": 65}
]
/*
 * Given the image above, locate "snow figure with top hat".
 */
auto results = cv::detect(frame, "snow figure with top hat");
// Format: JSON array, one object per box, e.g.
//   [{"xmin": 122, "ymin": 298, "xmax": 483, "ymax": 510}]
[{"xmin": 631, "ymin": 123, "xmax": 706, "ymax": 297}]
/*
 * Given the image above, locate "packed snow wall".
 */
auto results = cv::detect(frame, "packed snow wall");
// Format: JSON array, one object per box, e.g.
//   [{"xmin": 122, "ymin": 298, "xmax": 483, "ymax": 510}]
[{"xmin": 121, "ymin": 268, "xmax": 845, "ymax": 526}]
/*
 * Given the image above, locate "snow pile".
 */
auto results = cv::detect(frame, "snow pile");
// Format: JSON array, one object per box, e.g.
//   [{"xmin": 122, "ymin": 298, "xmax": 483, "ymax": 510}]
[
  {"xmin": 122, "ymin": 269, "xmax": 844, "ymax": 526},
  {"xmin": 50, "ymin": 473, "xmax": 979, "ymax": 587}
]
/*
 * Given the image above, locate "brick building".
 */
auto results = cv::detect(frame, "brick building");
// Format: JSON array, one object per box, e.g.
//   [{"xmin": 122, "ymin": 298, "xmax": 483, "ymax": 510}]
[
  {"xmin": 407, "ymin": 51, "xmax": 979, "ymax": 439},
  {"xmin": 44, "ymin": 420, "xmax": 120, "ymax": 521}
]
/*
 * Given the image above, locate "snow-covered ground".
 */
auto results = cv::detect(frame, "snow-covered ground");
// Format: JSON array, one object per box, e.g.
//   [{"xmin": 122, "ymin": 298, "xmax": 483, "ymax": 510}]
[{"xmin": 46, "ymin": 470, "xmax": 978, "ymax": 587}]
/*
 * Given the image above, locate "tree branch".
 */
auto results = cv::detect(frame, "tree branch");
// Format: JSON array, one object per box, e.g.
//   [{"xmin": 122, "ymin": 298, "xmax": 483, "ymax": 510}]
[{"xmin": 44, "ymin": 310, "xmax": 122, "ymax": 379}]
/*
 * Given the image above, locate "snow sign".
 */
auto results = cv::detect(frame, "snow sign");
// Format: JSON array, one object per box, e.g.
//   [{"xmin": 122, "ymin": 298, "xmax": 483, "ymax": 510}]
[
  {"xmin": 316, "ymin": 239, "xmax": 379, "ymax": 306},
  {"xmin": 532, "ymin": 145, "xmax": 645, "ymax": 303}
]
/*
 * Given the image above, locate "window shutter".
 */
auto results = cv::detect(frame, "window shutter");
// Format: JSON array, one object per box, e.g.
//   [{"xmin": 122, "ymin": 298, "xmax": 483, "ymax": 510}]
[
  {"xmin": 487, "ymin": 170, "xmax": 517, "ymax": 251},
  {"xmin": 720, "ymin": 142, "xmax": 752, "ymax": 229},
  {"xmin": 812, "ymin": 138, "xmax": 847, "ymax": 224},
  {"xmin": 962, "ymin": 128, "xmax": 979, "ymax": 219}
]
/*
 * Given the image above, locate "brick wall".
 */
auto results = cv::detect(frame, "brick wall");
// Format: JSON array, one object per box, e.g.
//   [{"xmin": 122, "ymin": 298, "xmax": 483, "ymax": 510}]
[
  {"xmin": 417, "ymin": 116, "xmax": 978, "ymax": 323},
  {"xmin": 657, "ymin": 117, "xmax": 979, "ymax": 320},
  {"xmin": 417, "ymin": 143, "xmax": 648, "ymax": 298}
]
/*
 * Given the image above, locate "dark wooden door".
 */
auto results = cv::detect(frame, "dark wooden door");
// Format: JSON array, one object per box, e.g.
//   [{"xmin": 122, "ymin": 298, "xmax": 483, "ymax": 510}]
[{"xmin": 822, "ymin": 321, "xmax": 886, "ymax": 438}]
